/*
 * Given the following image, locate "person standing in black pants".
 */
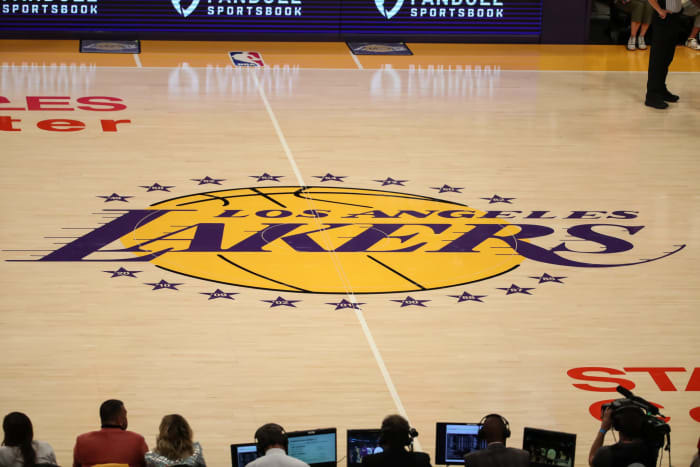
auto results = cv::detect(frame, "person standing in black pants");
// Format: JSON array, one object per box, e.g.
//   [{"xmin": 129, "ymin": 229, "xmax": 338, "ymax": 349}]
[{"xmin": 645, "ymin": 0, "xmax": 683, "ymax": 108}]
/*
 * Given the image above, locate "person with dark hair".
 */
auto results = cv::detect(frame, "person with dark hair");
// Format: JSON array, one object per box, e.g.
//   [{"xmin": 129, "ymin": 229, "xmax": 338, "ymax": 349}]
[
  {"xmin": 145, "ymin": 415, "xmax": 205, "ymax": 467},
  {"xmin": 463, "ymin": 414, "xmax": 529, "ymax": 467},
  {"xmin": 588, "ymin": 406, "xmax": 657, "ymax": 467},
  {"xmin": 247, "ymin": 423, "xmax": 308, "ymax": 467},
  {"xmin": 0, "ymin": 412, "xmax": 57, "ymax": 467},
  {"xmin": 73, "ymin": 399, "xmax": 148, "ymax": 467},
  {"xmin": 361, "ymin": 415, "xmax": 431, "ymax": 467}
]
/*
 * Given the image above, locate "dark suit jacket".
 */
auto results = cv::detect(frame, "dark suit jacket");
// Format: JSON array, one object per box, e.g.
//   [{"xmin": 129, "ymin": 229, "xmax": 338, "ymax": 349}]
[
  {"xmin": 361, "ymin": 449, "xmax": 431, "ymax": 467},
  {"xmin": 463, "ymin": 443, "xmax": 530, "ymax": 467}
]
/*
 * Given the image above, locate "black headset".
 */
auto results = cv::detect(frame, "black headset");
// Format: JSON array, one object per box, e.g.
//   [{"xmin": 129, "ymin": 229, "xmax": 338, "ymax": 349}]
[
  {"xmin": 477, "ymin": 414, "xmax": 511, "ymax": 440},
  {"xmin": 254, "ymin": 423, "xmax": 288, "ymax": 457}
]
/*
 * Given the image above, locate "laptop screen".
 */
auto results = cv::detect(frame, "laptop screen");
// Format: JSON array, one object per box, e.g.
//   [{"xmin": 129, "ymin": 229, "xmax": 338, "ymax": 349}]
[
  {"xmin": 287, "ymin": 427, "xmax": 337, "ymax": 467},
  {"xmin": 435, "ymin": 422, "xmax": 486, "ymax": 465},
  {"xmin": 230, "ymin": 442, "xmax": 258, "ymax": 467},
  {"xmin": 347, "ymin": 429, "xmax": 383, "ymax": 467},
  {"xmin": 522, "ymin": 427, "xmax": 576, "ymax": 467}
]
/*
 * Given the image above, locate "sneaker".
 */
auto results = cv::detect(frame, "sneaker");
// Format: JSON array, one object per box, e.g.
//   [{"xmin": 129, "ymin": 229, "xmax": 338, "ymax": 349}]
[
  {"xmin": 686, "ymin": 38, "xmax": 700, "ymax": 50},
  {"xmin": 638, "ymin": 36, "xmax": 647, "ymax": 50},
  {"xmin": 627, "ymin": 36, "xmax": 637, "ymax": 51}
]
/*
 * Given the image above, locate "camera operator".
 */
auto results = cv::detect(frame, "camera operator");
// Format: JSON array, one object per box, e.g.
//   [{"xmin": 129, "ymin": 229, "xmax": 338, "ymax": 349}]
[{"xmin": 588, "ymin": 406, "xmax": 657, "ymax": 467}]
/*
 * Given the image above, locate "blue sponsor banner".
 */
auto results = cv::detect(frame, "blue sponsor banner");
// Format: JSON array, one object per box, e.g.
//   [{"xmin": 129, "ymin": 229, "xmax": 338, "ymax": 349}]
[
  {"xmin": 0, "ymin": 0, "xmax": 542, "ymax": 40},
  {"xmin": 0, "ymin": 0, "xmax": 341, "ymax": 36},
  {"xmin": 341, "ymin": 0, "xmax": 542, "ymax": 39}
]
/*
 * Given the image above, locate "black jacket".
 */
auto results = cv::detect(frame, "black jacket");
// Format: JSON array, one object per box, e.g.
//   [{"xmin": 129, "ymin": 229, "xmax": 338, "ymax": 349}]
[{"xmin": 361, "ymin": 449, "xmax": 432, "ymax": 467}]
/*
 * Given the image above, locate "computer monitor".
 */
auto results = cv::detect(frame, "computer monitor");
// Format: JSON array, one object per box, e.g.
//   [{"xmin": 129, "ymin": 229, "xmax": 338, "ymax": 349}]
[
  {"xmin": 435, "ymin": 422, "xmax": 486, "ymax": 465},
  {"xmin": 522, "ymin": 427, "xmax": 577, "ymax": 467},
  {"xmin": 287, "ymin": 427, "xmax": 337, "ymax": 467},
  {"xmin": 230, "ymin": 442, "xmax": 258, "ymax": 467},
  {"xmin": 347, "ymin": 429, "xmax": 384, "ymax": 467}
]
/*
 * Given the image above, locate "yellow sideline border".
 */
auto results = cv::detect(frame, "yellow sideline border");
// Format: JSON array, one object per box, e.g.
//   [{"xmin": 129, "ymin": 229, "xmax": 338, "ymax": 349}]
[{"xmin": 1, "ymin": 39, "xmax": 699, "ymax": 71}]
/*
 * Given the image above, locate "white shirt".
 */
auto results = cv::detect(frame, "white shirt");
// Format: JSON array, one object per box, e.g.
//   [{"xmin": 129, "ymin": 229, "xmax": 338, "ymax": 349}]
[
  {"xmin": 0, "ymin": 440, "xmax": 57, "ymax": 467},
  {"xmin": 246, "ymin": 448, "xmax": 309, "ymax": 467},
  {"xmin": 665, "ymin": 0, "xmax": 683, "ymax": 12}
]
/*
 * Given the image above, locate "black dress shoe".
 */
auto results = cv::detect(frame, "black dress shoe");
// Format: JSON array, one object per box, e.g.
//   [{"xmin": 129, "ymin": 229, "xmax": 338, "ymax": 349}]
[
  {"xmin": 645, "ymin": 97, "xmax": 669, "ymax": 109},
  {"xmin": 662, "ymin": 90, "xmax": 679, "ymax": 102}
]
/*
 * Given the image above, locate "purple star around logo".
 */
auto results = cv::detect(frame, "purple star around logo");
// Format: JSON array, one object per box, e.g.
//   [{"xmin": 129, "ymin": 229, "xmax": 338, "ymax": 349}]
[
  {"xmin": 530, "ymin": 273, "xmax": 566, "ymax": 284},
  {"xmin": 480, "ymin": 194, "xmax": 516, "ymax": 204},
  {"xmin": 97, "ymin": 193, "xmax": 132, "ymax": 203},
  {"xmin": 200, "ymin": 288, "xmax": 239, "ymax": 300},
  {"xmin": 250, "ymin": 173, "xmax": 283, "ymax": 183},
  {"xmin": 391, "ymin": 296, "xmax": 430, "ymax": 307},
  {"xmin": 431, "ymin": 184, "xmax": 464, "ymax": 194},
  {"xmin": 313, "ymin": 173, "xmax": 347, "ymax": 182},
  {"xmin": 262, "ymin": 296, "xmax": 300, "ymax": 308},
  {"xmin": 497, "ymin": 284, "xmax": 534, "ymax": 295},
  {"xmin": 448, "ymin": 291, "xmax": 486, "ymax": 303},
  {"xmin": 326, "ymin": 299, "xmax": 365, "ymax": 310},
  {"xmin": 374, "ymin": 177, "xmax": 408, "ymax": 187},
  {"xmin": 104, "ymin": 267, "xmax": 140, "ymax": 278},
  {"xmin": 145, "ymin": 279, "xmax": 182, "ymax": 291},
  {"xmin": 191, "ymin": 176, "xmax": 225, "ymax": 185},
  {"xmin": 140, "ymin": 183, "xmax": 175, "ymax": 192}
]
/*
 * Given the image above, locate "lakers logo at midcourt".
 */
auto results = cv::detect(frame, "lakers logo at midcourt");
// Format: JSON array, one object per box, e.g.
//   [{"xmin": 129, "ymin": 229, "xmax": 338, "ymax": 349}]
[{"xmin": 32, "ymin": 186, "xmax": 684, "ymax": 294}]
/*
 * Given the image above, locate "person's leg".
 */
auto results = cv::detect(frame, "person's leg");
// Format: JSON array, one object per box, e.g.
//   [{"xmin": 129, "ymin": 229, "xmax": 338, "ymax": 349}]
[
  {"xmin": 638, "ymin": 2, "xmax": 653, "ymax": 47},
  {"xmin": 646, "ymin": 12, "xmax": 673, "ymax": 106},
  {"xmin": 631, "ymin": 21, "xmax": 641, "ymax": 36},
  {"xmin": 617, "ymin": 0, "xmax": 640, "ymax": 49},
  {"xmin": 629, "ymin": 0, "xmax": 644, "ymax": 39},
  {"xmin": 662, "ymin": 14, "xmax": 680, "ymax": 97},
  {"xmin": 684, "ymin": 6, "xmax": 700, "ymax": 44},
  {"xmin": 688, "ymin": 14, "xmax": 700, "ymax": 49}
]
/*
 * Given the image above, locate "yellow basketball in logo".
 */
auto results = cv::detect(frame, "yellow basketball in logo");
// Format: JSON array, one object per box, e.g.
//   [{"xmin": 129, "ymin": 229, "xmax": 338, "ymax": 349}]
[{"xmin": 118, "ymin": 187, "xmax": 524, "ymax": 293}]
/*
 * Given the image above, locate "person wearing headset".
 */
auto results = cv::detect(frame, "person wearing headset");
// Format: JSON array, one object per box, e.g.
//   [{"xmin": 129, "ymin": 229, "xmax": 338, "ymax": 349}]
[
  {"xmin": 246, "ymin": 423, "xmax": 309, "ymax": 467},
  {"xmin": 463, "ymin": 414, "xmax": 529, "ymax": 467},
  {"xmin": 361, "ymin": 415, "xmax": 431, "ymax": 467},
  {"xmin": 588, "ymin": 406, "xmax": 657, "ymax": 467}
]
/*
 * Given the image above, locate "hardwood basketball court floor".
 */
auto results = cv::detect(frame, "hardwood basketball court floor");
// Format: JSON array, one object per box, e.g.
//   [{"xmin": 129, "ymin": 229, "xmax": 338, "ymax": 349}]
[{"xmin": 1, "ymin": 40, "xmax": 699, "ymax": 466}]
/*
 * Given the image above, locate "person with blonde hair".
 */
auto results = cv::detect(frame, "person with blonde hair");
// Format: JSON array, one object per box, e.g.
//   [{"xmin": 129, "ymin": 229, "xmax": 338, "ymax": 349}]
[{"xmin": 145, "ymin": 415, "xmax": 205, "ymax": 467}]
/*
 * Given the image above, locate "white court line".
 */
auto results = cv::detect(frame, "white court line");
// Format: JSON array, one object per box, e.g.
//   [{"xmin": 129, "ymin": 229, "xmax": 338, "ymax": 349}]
[
  {"xmin": 252, "ymin": 71, "xmax": 305, "ymax": 186},
  {"xmin": 133, "ymin": 54, "xmax": 142, "ymax": 68},
  {"xmin": 349, "ymin": 49, "xmax": 364, "ymax": 69},
  {"xmin": 251, "ymin": 69, "xmax": 422, "ymax": 451}
]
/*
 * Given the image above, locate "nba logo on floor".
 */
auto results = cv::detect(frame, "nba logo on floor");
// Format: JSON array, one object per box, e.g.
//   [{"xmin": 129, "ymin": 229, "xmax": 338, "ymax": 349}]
[{"xmin": 230, "ymin": 52, "xmax": 265, "ymax": 67}]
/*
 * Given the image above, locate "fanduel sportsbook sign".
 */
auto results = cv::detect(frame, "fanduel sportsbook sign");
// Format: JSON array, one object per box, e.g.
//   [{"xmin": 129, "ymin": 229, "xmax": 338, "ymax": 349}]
[
  {"xmin": 1, "ymin": 0, "xmax": 98, "ymax": 16},
  {"xmin": 374, "ymin": 0, "xmax": 505, "ymax": 19},
  {"xmin": 172, "ymin": 0, "xmax": 303, "ymax": 18}
]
